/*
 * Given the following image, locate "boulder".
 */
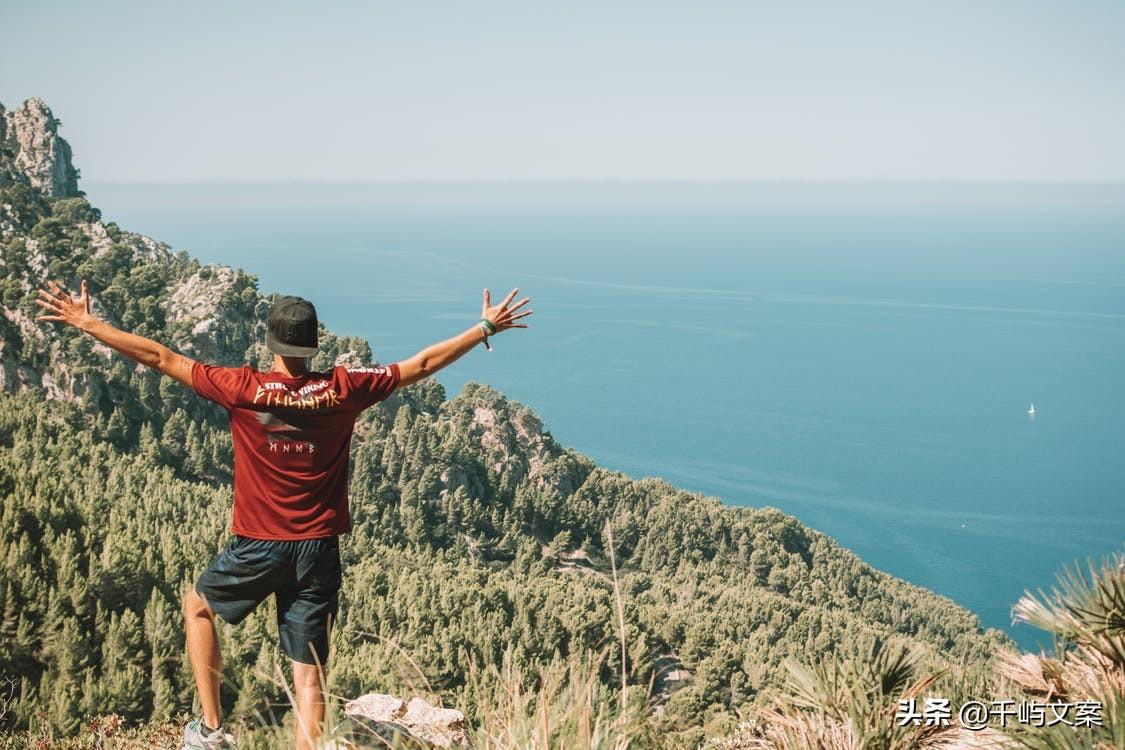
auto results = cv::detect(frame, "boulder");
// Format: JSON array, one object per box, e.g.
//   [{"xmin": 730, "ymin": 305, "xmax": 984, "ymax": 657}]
[{"xmin": 341, "ymin": 693, "xmax": 470, "ymax": 749}]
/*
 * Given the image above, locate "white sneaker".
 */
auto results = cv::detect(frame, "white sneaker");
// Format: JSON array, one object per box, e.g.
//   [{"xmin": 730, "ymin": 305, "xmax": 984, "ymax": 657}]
[{"xmin": 182, "ymin": 718, "xmax": 237, "ymax": 750}]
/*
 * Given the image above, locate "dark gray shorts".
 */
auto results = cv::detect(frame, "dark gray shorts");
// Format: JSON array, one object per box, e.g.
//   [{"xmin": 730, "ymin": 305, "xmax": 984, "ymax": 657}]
[{"xmin": 195, "ymin": 535, "xmax": 341, "ymax": 665}]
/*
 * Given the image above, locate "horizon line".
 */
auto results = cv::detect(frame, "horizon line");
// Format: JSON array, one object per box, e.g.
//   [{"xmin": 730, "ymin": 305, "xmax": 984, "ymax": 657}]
[{"xmin": 83, "ymin": 177, "xmax": 1125, "ymax": 188}]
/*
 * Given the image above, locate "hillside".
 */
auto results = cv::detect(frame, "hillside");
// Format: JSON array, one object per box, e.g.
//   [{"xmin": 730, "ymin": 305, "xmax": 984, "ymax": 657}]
[{"xmin": 0, "ymin": 98, "xmax": 1010, "ymax": 744}]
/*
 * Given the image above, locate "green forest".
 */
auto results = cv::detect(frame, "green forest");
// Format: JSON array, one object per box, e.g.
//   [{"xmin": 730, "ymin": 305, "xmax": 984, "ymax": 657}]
[{"xmin": 1, "ymin": 100, "xmax": 1120, "ymax": 749}]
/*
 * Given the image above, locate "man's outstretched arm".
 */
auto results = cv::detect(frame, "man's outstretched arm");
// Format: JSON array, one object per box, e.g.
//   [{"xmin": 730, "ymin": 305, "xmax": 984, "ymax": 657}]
[
  {"xmin": 395, "ymin": 287, "xmax": 532, "ymax": 389},
  {"xmin": 36, "ymin": 279, "xmax": 197, "ymax": 388}
]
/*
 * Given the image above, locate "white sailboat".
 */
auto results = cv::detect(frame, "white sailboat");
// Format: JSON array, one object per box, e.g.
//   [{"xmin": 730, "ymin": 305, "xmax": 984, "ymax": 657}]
[{"xmin": 1028, "ymin": 403, "xmax": 1036, "ymax": 417}]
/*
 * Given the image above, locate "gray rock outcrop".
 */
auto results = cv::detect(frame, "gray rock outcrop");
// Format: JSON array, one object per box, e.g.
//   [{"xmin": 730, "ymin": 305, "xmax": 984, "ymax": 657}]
[{"xmin": 1, "ymin": 97, "xmax": 81, "ymax": 198}]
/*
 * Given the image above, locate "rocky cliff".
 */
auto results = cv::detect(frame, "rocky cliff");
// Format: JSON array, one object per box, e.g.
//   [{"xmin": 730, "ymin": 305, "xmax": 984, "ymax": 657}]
[
  {"xmin": 0, "ymin": 98, "xmax": 264, "ymax": 400},
  {"xmin": 0, "ymin": 97, "xmax": 81, "ymax": 200}
]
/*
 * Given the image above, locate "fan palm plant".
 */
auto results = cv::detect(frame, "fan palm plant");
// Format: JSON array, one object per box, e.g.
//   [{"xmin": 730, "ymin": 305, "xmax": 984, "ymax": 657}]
[
  {"xmin": 717, "ymin": 637, "xmax": 986, "ymax": 750},
  {"xmin": 997, "ymin": 555, "xmax": 1125, "ymax": 750}
]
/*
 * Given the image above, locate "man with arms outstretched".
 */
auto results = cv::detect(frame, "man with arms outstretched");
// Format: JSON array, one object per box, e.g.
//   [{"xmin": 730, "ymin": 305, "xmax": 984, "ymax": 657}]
[{"xmin": 37, "ymin": 280, "xmax": 531, "ymax": 750}]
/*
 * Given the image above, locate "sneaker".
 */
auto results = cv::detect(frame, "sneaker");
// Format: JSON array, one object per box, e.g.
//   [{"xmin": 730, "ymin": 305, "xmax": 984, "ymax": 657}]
[{"xmin": 182, "ymin": 718, "xmax": 237, "ymax": 750}]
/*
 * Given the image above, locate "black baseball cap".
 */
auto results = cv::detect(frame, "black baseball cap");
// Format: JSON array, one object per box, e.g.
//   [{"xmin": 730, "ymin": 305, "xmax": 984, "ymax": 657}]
[{"xmin": 266, "ymin": 295, "xmax": 319, "ymax": 357}]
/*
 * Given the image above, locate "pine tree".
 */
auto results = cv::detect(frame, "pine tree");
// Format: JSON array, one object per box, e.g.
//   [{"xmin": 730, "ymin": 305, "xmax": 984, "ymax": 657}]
[
  {"xmin": 98, "ymin": 608, "xmax": 151, "ymax": 720},
  {"xmin": 144, "ymin": 591, "xmax": 181, "ymax": 721},
  {"xmin": 44, "ymin": 616, "xmax": 87, "ymax": 734}
]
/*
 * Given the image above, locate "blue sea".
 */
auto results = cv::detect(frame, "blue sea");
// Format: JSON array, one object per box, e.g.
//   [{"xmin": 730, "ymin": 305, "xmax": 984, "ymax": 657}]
[{"xmin": 88, "ymin": 181, "xmax": 1125, "ymax": 649}]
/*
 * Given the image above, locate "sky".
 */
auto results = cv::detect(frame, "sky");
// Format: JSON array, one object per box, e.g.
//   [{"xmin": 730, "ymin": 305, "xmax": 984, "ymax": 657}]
[{"xmin": 2, "ymin": 1, "xmax": 1124, "ymax": 182}]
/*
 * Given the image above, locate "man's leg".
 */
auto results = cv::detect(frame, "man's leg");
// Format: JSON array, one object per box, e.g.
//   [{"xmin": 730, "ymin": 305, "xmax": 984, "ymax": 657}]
[
  {"xmin": 293, "ymin": 660, "xmax": 327, "ymax": 750},
  {"xmin": 280, "ymin": 536, "xmax": 341, "ymax": 750},
  {"xmin": 183, "ymin": 589, "xmax": 223, "ymax": 730}
]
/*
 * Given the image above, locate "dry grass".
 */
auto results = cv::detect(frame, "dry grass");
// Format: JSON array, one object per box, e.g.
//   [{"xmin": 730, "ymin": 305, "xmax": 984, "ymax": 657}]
[{"xmin": 465, "ymin": 649, "xmax": 653, "ymax": 750}]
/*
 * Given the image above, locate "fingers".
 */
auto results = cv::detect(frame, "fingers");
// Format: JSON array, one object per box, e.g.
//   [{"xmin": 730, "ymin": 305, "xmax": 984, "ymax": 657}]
[
  {"xmin": 481, "ymin": 287, "xmax": 533, "ymax": 335},
  {"xmin": 36, "ymin": 281, "xmax": 87, "ymax": 325},
  {"xmin": 40, "ymin": 281, "xmax": 77, "ymax": 304},
  {"xmin": 34, "ymin": 297, "xmax": 63, "ymax": 314},
  {"xmin": 38, "ymin": 287, "xmax": 62, "ymax": 305}
]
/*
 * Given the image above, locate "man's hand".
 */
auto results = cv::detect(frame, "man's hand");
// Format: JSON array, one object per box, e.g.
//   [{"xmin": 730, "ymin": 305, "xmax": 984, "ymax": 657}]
[
  {"xmin": 35, "ymin": 280, "xmax": 94, "ymax": 331},
  {"xmin": 394, "ymin": 287, "xmax": 534, "ymax": 389},
  {"xmin": 35, "ymin": 277, "xmax": 197, "ymax": 388},
  {"xmin": 481, "ymin": 287, "xmax": 532, "ymax": 333}
]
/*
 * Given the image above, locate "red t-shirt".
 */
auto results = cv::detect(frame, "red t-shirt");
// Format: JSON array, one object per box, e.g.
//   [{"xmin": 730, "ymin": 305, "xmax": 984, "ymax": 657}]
[{"xmin": 191, "ymin": 361, "xmax": 400, "ymax": 540}]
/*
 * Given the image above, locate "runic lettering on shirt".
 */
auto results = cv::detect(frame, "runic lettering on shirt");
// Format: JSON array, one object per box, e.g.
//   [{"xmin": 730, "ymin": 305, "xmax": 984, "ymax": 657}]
[
  {"xmin": 267, "ymin": 434, "xmax": 317, "ymax": 454},
  {"xmin": 253, "ymin": 385, "xmax": 340, "ymax": 409}
]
